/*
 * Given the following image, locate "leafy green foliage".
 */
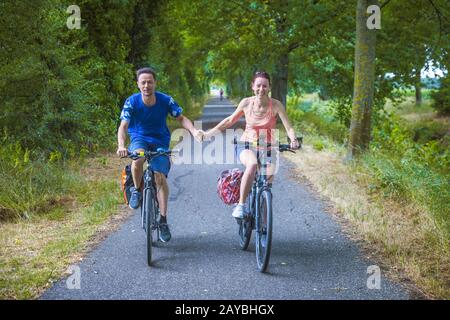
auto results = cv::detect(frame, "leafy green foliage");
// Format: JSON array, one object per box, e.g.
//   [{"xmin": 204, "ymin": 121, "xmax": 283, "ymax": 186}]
[
  {"xmin": 1, "ymin": 0, "xmax": 448, "ymax": 221},
  {"xmin": 287, "ymin": 95, "xmax": 348, "ymax": 143},
  {"xmin": 431, "ymin": 76, "xmax": 450, "ymax": 115},
  {"xmin": 362, "ymin": 152, "xmax": 450, "ymax": 235},
  {"xmin": 0, "ymin": 154, "xmax": 81, "ymax": 221},
  {"xmin": 0, "ymin": 0, "xmax": 210, "ymax": 222},
  {"xmin": 372, "ymin": 109, "xmax": 450, "ymax": 234},
  {"xmin": 0, "ymin": 0, "xmax": 208, "ymax": 162}
]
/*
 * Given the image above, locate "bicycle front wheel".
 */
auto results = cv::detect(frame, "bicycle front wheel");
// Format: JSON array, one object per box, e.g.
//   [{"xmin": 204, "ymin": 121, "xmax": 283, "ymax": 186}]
[
  {"xmin": 238, "ymin": 194, "xmax": 253, "ymax": 250},
  {"xmin": 144, "ymin": 188, "xmax": 156, "ymax": 266},
  {"xmin": 255, "ymin": 189, "xmax": 273, "ymax": 272}
]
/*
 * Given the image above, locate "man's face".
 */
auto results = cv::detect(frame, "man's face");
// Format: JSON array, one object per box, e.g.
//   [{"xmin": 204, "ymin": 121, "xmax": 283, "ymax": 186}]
[{"xmin": 137, "ymin": 73, "xmax": 156, "ymax": 97}]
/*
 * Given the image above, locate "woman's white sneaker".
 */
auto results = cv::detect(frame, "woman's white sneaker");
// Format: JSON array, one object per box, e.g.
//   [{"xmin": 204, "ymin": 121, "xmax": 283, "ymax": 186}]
[{"xmin": 232, "ymin": 204, "xmax": 245, "ymax": 218}]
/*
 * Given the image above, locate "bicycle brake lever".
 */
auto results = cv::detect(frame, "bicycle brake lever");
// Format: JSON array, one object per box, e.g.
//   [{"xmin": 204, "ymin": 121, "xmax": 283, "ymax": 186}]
[{"xmin": 128, "ymin": 152, "xmax": 141, "ymax": 160}]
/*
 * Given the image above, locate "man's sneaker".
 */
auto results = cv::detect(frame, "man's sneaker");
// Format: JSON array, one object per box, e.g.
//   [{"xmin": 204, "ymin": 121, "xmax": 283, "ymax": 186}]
[
  {"xmin": 159, "ymin": 223, "xmax": 171, "ymax": 242},
  {"xmin": 232, "ymin": 204, "xmax": 244, "ymax": 219},
  {"xmin": 129, "ymin": 186, "xmax": 142, "ymax": 209}
]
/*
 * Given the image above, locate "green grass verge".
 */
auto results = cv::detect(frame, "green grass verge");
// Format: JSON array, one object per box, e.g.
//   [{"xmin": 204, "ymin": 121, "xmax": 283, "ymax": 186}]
[
  {"xmin": 285, "ymin": 93, "xmax": 449, "ymax": 298},
  {"xmin": 0, "ymin": 156, "xmax": 123, "ymax": 299}
]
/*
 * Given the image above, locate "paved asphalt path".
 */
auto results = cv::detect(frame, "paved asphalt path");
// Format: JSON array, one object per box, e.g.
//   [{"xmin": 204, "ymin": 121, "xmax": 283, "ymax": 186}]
[{"xmin": 41, "ymin": 96, "xmax": 410, "ymax": 300}]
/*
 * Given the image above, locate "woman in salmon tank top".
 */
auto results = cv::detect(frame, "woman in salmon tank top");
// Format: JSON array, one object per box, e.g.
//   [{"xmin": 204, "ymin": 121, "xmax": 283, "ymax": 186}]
[{"xmin": 204, "ymin": 71, "xmax": 300, "ymax": 219}]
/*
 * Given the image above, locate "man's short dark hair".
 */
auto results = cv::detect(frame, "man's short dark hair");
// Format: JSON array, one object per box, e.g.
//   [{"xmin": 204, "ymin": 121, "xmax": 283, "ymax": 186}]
[{"xmin": 136, "ymin": 67, "xmax": 156, "ymax": 81}]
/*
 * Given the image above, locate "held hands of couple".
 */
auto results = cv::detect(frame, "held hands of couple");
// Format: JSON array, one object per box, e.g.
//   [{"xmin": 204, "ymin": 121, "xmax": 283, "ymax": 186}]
[
  {"xmin": 193, "ymin": 129, "xmax": 207, "ymax": 142},
  {"xmin": 193, "ymin": 129, "xmax": 215, "ymax": 142}
]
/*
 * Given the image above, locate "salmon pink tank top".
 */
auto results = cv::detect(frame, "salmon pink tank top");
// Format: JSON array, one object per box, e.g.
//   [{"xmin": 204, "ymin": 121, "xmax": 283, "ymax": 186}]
[{"xmin": 241, "ymin": 97, "xmax": 277, "ymax": 144}]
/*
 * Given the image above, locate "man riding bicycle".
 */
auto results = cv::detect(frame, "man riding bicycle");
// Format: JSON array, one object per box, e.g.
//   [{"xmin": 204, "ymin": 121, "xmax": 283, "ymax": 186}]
[{"xmin": 117, "ymin": 67, "xmax": 203, "ymax": 242}]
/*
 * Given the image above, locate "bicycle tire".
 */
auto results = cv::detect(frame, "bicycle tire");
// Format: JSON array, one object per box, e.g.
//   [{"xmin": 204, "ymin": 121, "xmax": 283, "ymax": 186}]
[
  {"xmin": 155, "ymin": 203, "xmax": 160, "ymax": 244},
  {"xmin": 144, "ymin": 188, "xmax": 156, "ymax": 266},
  {"xmin": 140, "ymin": 201, "xmax": 145, "ymax": 230},
  {"xmin": 238, "ymin": 194, "xmax": 253, "ymax": 250},
  {"xmin": 255, "ymin": 189, "xmax": 273, "ymax": 272}
]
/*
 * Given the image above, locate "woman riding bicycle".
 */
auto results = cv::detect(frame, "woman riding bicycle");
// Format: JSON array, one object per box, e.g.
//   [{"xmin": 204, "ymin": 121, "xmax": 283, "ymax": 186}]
[{"xmin": 204, "ymin": 71, "xmax": 300, "ymax": 219}]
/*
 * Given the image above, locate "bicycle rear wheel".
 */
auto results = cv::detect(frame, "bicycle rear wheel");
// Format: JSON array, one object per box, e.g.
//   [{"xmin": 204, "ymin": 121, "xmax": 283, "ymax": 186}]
[
  {"xmin": 255, "ymin": 189, "xmax": 272, "ymax": 272},
  {"xmin": 144, "ymin": 188, "xmax": 156, "ymax": 266}
]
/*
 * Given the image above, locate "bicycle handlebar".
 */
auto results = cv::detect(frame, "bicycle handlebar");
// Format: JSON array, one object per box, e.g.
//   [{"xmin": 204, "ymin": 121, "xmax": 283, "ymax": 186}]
[
  {"xmin": 122, "ymin": 149, "xmax": 179, "ymax": 160},
  {"xmin": 232, "ymin": 136, "xmax": 302, "ymax": 153}
]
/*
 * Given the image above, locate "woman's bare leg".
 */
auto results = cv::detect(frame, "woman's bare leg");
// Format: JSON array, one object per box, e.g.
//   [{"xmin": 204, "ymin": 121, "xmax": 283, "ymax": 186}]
[{"xmin": 238, "ymin": 149, "xmax": 258, "ymax": 205}]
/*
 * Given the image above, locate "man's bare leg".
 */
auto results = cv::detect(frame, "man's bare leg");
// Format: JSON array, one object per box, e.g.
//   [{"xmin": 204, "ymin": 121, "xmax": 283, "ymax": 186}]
[{"xmin": 154, "ymin": 172, "xmax": 169, "ymax": 216}]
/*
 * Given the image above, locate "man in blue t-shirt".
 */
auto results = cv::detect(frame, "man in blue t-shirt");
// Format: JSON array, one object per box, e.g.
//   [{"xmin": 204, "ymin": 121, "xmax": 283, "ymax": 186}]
[{"xmin": 117, "ymin": 67, "xmax": 203, "ymax": 242}]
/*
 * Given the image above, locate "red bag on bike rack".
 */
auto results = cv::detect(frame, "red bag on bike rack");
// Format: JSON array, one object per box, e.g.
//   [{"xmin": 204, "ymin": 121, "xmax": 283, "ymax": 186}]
[{"xmin": 217, "ymin": 168, "xmax": 243, "ymax": 205}]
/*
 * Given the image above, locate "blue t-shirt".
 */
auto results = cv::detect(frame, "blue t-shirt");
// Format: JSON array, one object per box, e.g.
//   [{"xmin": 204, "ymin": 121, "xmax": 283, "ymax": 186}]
[{"xmin": 120, "ymin": 91, "xmax": 183, "ymax": 148}]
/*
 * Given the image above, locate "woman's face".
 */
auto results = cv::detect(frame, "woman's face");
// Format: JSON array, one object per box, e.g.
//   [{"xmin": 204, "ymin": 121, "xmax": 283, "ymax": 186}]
[{"xmin": 252, "ymin": 77, "xmax": 270, "ymax": 98}]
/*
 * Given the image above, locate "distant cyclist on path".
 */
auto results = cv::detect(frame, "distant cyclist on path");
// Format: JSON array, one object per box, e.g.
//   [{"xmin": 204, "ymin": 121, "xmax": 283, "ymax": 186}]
[{"xmin": 117, "ymin": 67, "xmax": 203, "ymax": 242}]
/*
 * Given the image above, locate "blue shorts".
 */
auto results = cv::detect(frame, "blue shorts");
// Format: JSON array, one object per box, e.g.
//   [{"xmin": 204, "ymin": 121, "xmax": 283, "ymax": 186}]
[
  {"xmin": 235, "ymin": 144, "xmax": 279, "ymax": 165},
  {"xmin": 235, "ymin": 144, "xmax": 248, "ymax": 160},
  {"xmin": 128, "ymin": 138, "xmax": 171, "ymax": 177}
]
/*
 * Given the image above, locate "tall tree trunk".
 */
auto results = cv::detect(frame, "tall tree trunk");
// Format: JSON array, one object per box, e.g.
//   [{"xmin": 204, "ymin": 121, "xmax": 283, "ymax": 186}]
[
  {"xmin": 226, "ymin": 80, "xmax": 232, "ymax": 97},
  {"xmin": 347, "ymin": 0, "xmax": 378, "ymax": 160},
  {"xmin": 271, "ymin": 52, "xmax": 289, "ymax": 109},
  {"xmin": 270, "ymin": 0, "xmax": 289, "ymax": 109},
  {"xmin": 127, "ymin": 0, "xmax": 154, "ymax": 69},
  {"xmin": 239, "ymin": 72, "xmax": 247, "ymax": 96},
  {"xmin": 415, "ymin": 69, "xmax": 422, "ymax": 105}
]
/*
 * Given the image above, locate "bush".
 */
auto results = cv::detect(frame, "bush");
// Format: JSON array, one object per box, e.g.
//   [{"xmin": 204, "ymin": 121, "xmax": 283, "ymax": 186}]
[
  {"xmin": 372, "ymin": 113, "xmax": 450, "ymax": 174},
  {"xmin": 0, "ymin": 143, "xmax": 81, "ymax": 221},
  {"xmin": 312, "ymin": 140, "xmax": 325, "ymax": 151},
  {"xmin": 287, "ymin": 97, "xmax": 348, "ymax": 143},
  {"xmin": 409, "ymin": 121, "xmax": 449, "ymax": 144},
  {"xmin": 286, "ymin": 96, "xmax": 449, "ymax": 236},
  {"xmin": 362, "ymin": 152, "xmax": 450, "ymax": 236},
  {"xmin": 431, "ymin": 76, "xmax": 450, "ymax": 115}
]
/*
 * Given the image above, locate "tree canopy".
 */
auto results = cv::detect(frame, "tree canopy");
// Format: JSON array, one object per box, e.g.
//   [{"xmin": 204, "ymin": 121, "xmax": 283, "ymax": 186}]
[{"xmin": 1, "ymin": 0, "xmax": 448, "ymax": 159}]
